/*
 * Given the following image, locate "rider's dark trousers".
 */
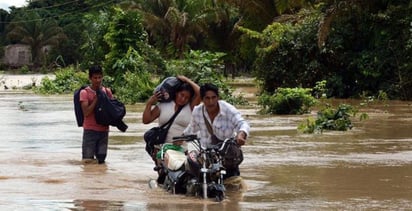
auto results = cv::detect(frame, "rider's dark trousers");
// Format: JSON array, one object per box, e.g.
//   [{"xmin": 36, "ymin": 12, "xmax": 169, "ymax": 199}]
[{"xmin": 224, "ymin": 166, "xmax": 240, "ymax": 179}]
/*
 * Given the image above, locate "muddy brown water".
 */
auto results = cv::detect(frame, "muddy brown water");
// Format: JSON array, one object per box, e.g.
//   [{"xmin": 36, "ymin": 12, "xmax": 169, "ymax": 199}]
[{"xmin": 0, "ymin": 90, "xmax": 411, "ymax": 210}]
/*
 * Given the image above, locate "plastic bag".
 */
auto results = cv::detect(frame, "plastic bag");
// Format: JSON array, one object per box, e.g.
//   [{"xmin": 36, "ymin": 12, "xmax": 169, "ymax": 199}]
[{"xmin": 154, "ymin": 77, "xmax": 182, "ymax": 102}]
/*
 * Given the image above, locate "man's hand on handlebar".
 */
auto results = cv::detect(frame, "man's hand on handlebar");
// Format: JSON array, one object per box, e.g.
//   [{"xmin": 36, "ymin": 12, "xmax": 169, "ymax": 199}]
[{"xmin": 235, "ymin": 131, "xmax": 247, "ymax": 146}]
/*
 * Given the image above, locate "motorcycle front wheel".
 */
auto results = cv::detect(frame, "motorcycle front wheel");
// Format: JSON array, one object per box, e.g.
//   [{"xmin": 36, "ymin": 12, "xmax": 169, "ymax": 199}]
[{"xmin": 215, "ymin": 190, "xmax": 225, "ymax": 202}]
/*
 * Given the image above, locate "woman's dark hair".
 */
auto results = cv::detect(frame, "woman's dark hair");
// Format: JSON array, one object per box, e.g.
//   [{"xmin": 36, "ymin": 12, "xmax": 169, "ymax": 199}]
[
  {"xmin": 89, "ymin": 65, "xmax": 103, "ymax": 78},
  {"xmin": 200, "ymin": 83, "xmax": 219, "ymax": 99},
  {"xmin": 176, "ymin": 82, "xmax": 195, "ymax": 99}
]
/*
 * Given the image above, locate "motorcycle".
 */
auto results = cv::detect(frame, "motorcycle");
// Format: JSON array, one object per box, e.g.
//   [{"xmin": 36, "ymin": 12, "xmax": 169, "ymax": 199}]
[{"xmin": 150, "ymin": 134, "xmax": 237, "ymax": 202}]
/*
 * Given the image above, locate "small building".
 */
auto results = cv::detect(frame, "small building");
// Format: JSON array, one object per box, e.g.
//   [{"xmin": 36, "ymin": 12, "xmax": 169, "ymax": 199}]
[{"xmin": 2, "ymin": 44, "xmax": 32, "ymax": 67}]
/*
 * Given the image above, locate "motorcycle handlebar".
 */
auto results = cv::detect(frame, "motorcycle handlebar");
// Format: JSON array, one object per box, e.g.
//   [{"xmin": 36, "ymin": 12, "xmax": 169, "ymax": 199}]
[
  {"xmin": 172, "ymin": 134, "xmax": 198, "ymax": 142},
  {"xmin": 216, "ymin": 137, "xmax": 238, "ymax": 151},
  {"xmin": 172, "ymin": 135, "xmax": 238, "ymax": 151}
]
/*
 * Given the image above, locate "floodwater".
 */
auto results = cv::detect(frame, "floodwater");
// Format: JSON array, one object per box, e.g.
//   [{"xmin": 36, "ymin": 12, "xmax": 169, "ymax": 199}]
[{"xmin": 1, "ymin": 90, "xmax": 412, "ymax": 210}]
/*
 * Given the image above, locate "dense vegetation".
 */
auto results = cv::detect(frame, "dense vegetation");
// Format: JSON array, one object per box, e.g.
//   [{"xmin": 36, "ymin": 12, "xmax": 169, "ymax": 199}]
[{"xmin": 1, "ymin": 0, "xmax": 411, "ymax": 105}]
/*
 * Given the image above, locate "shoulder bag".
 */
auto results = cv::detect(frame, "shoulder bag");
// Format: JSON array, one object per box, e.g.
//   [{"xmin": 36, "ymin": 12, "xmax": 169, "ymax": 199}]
[{"xmin": 144, "ymin": 106, "xmax": 183, "ymax": 155}]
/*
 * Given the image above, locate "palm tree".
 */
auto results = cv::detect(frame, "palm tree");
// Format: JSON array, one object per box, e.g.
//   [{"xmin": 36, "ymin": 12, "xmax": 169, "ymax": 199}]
[
  {"xmin": 7, "ymin": 10, "xmax": 67, "ymax": 68},
  {"xmin": 129, "ymin": 0, "xmax": 210, "ymax": 59}
]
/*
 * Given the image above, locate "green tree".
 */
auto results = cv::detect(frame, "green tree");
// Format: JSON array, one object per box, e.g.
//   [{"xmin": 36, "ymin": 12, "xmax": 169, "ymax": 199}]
[
  {"xmin": 80, "ymin": 11, "xmax": 111, "ymax": 68},
  {"xmin": 131, "ymin": 0, "xmax": 210, "ymax": 59},
  {"xmin": 23, "ymin": 0, "xmax": 119, "ymax": 68},
  {"xmin": 6, "ymin": 10, "xmax": 67, "ymax": 68},
  {"xmin": 252, "ymin": 12, "xmax": 323, "ymax": 93},
  {"xmin": 219, "ymin": 0, "xmax": 315, "ymax": 76},
  {"xmin": 318, "ymin": 1, "xmax": 412, "ymax": 99},
  {"xmin": 103, "ymin": 7, "xmax": 165, "ymax": 78},
  {"xmin": 251, "ymin": 0, "xmax": 412, "ymax": 100},
  {"xmin": 201, "ymin": 1, "xmax": 244, "ymax": 77},
  {"xmin": 0, "ymin": 9, "xmax": 11, "ymax": 58}
]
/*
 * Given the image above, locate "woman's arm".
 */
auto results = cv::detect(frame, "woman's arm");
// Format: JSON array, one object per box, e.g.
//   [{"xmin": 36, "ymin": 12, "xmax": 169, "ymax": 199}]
[
  {"xmin": 177, "ymin": 75, "xmax": 201, "ymax": 109},
  {"xmin": 142, "ymin": 92, "xmax": 162, "ymax": 124}
]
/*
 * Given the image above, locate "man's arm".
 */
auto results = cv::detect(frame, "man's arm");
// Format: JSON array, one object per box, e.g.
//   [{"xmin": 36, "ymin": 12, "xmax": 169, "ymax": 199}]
[
  {"xmin": 231, "ymin": 108, "xmax": 250, "ymax": 146},
  {"xmin": 80, "ymin": 90, "xmax": 98, "ymax": 117},
  {"xmin": 183, "ymin": 105, "xmax": 202, "ymax": 135}
]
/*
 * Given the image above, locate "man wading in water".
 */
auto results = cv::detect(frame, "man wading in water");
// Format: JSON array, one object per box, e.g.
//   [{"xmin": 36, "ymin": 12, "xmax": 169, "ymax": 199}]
[{"xmin": 79, "ymin": 65, "xmax": 113, "ymax": 164}]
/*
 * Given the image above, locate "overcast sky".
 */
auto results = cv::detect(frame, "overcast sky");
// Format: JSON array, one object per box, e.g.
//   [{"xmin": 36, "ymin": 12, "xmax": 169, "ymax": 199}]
[{"xmin": 0, "ymin": 0, "xmax": 27, "ymax": 11}]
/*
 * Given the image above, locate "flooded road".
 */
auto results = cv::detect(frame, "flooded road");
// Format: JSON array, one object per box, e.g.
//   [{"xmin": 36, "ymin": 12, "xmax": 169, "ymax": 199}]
[{"xmin": 0, "ymin": 91, "xmax": 411, "ymax": 210}]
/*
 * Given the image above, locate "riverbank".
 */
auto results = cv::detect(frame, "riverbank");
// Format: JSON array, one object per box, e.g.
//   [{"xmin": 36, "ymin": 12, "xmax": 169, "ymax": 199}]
[
  {"xmin": 0, "ymin": 74, "xmax": 257, "ymax": 98},
  {"xmin": 0, "ymin": 74, "xmax": 55, "ymax": 90}
]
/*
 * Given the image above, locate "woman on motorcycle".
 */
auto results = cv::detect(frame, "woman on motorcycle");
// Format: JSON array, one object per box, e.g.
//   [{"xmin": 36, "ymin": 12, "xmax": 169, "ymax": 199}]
[
  {"xmin": 142, "ymin": 76, "xmax": 201, "ymax": 182},
  {"xmin": 183, "ymin": 83, "xmax": 250, "ymax": 179}
]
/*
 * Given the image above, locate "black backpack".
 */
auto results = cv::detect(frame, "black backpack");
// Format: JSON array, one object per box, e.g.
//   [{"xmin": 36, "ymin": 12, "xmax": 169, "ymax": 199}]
[{"xmin": 73, "ymin": 85, "xmax": 88, "ymax": 127}]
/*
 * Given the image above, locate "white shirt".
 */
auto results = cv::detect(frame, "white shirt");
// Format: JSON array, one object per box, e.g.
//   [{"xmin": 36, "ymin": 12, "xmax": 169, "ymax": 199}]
[
  {"xmin": 183, "ymin": 100, "xmax": 250, "ymax": 148},
  {"xmin": 158, "ymin": 101, "xmax": 192, "ymax": 143}
]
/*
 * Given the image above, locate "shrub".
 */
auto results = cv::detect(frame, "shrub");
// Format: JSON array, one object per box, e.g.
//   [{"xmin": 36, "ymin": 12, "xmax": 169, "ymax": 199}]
[
  {"xmin": 298, "ymin": 103, "xmax": 367, "ymax": 133},
  {"xmin": 114, "ymin": 71, "xmax": 154, "ymax": 104},
  {"xmin": 34, "ymin": 66, "xmax": 154, "ymax": 105},
  {"xmin": 258, "ymin": 87, "xmax": 317, "ymax": 115},
  {"xmin": 35, "ymin": 66, "xmax": 88, "ymax": 94}
]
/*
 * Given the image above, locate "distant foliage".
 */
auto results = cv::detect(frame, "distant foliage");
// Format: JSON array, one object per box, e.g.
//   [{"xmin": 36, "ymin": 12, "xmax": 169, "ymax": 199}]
[
  {"xmin": 322, "ymin": 3, "xmax": 412, "ymax": 100},
  {"xmin": 35, "ymin": 66, "xmax": 88, "ymax": 94},
  {"xmin": 114, "ymin": 71, "xmax": 154, "ymax": 104},
  {"xmin": 34, "ymin": 52, "xmax": 246, "ymax": 105},
  {"xmin": 253, "ymin": 11, "xmax": 322, "ymax": 93},
  {"xmin": 9, "ymin": 0, "xmax": 410, "ymax": 103},
  {"xmin": 103, "ymin": 7, "xmax": 166, "ymax": 80},
  {"xmin": 80, "ymin": 11, "xmax": 110, "ymax": 69},
  {"xmin": 258, "ymin": 87, "xmax": 317, "ymax": 115},
  {"xmin": 253, "ymin": 3, "xmax": 412, "ymax": 100},
  {"xmin": 99, "ymin": 7, "xmax": 166, "ymax": 102},
  {"xmin": 166, "ymin": 50, "xmax": 248, "ymax": 105},
  {"xmin": 7, "ymin": 10, "xmax": 67, "ymax": 68},
  {"xmin": 35, "ymin": 66, "xmax": 154, "ymax": 105}
]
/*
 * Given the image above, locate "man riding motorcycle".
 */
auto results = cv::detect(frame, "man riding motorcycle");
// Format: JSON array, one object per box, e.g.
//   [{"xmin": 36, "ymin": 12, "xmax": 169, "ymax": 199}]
[{"xmin": 183, "ymin": 83, "xmax": 250, "ymax": 178}]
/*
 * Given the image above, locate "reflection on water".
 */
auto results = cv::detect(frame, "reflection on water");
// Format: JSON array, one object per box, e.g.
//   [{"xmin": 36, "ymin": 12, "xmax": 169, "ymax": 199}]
[{"xmin": 0, "ymin": 91, "xmax": 411, "ymax": 210}]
